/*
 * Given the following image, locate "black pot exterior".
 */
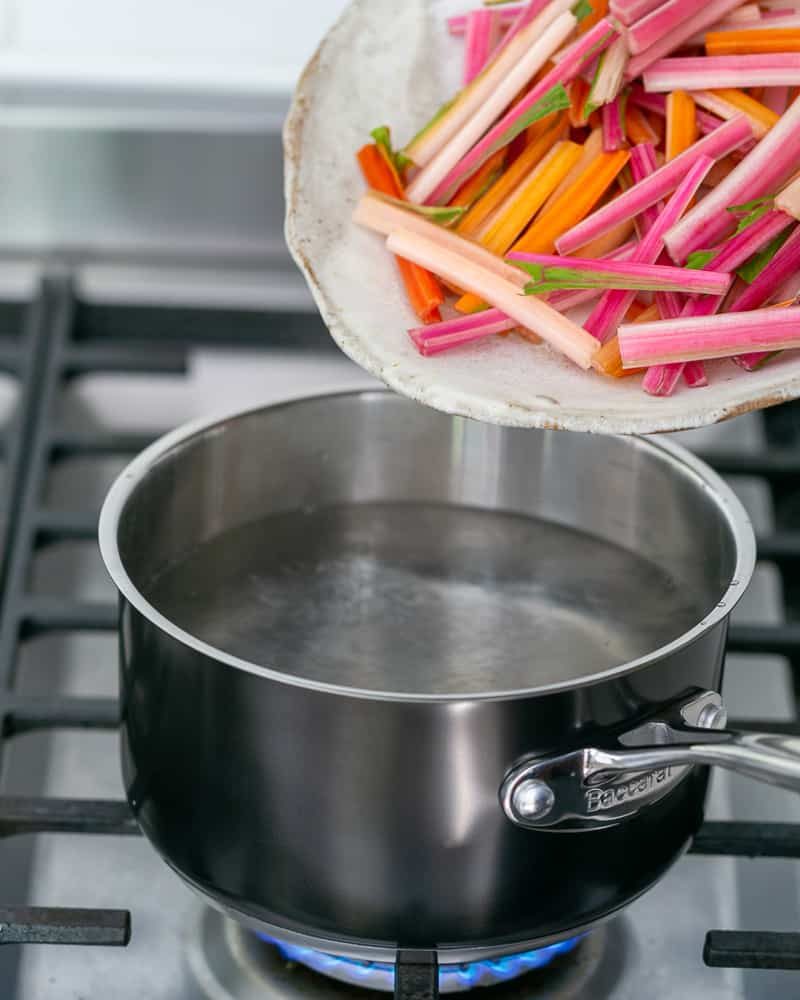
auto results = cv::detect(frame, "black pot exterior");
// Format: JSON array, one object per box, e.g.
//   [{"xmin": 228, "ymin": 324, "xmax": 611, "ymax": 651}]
[{"xmin": 119, "ymin": 596, "xmax": 726, "ymax": 956}]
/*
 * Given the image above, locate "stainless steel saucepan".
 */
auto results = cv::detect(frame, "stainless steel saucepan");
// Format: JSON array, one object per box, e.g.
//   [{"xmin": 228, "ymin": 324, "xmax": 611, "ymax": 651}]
[{"xmin": 99, "ymin": 389, "xmax": 800, "ymax": 964}]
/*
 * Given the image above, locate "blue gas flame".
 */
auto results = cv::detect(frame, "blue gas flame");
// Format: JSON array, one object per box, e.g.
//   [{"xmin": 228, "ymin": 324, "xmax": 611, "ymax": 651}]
[{"xmin": 262, "ymin": 934, "xmax": 582, "ymax": 992}]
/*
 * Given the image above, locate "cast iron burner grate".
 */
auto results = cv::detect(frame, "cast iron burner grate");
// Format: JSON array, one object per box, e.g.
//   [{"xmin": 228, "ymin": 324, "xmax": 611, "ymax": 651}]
[{"xmin": 0, "ymin": 276, "xmax": 797, "ymax": 991}]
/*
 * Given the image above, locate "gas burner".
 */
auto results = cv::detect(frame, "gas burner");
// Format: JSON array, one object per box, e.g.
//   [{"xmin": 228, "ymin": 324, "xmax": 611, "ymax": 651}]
[
  {"xmin": 264, "ymin": 935, "xmax": 583, "ymax": 992},
  {"xmin": 187, "ymin": 909, "xmax": 608, "ymax": 1000}
]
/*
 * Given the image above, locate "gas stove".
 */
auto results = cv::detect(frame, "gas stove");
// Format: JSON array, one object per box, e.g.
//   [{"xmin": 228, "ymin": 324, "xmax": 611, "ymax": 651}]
[{"xmin": 0, "ymin": 275, "xmax": 799, "ymax": 998}]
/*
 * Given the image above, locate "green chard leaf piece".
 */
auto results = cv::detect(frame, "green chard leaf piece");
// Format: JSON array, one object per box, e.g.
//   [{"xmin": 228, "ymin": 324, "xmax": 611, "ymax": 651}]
[
  {"xmin": 485, "ymin": 84, "xmax": 571, "ymax": 158},
  {"xmin": 572, "ymin": 0, "xmax": 594, "ymax": 22},
  {"xmin": 726, "ymin": 196, "xmax": 774, "ymax": 236},
  {"xmin": 736, "ymin": 230, "xmax": 791, "ymax": 283},
  {"xmin": 514, "ymin": 261, "xmax": 670, "ymax": 294},
  {"xmin": 686, "ymin": 250, "xmax": 716, "ymax": 270},
  {"xmin": 371, "ymin": 126, "xmax": 413, "ymax": 174},
  {"xmin": 377, "ymin": 194, "xmax": 466, "ymax": 227}
]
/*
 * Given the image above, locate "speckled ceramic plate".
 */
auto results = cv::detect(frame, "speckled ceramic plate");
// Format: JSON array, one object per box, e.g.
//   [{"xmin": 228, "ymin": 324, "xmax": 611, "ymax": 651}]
[{"xmin": 284, "ymin": 0, "xmax": 800, "ymax": 434}]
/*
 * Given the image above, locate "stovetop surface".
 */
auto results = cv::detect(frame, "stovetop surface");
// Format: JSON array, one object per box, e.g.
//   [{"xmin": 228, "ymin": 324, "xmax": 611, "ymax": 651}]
[{"xmin": 0, "ymin": 277, "xmax": 798, "ymax": 997}]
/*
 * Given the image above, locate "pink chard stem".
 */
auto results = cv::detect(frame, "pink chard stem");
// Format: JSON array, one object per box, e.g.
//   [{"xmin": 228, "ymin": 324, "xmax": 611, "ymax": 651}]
[
  {"xmin": 643, "ymin": 55, "xmax": 800, "ymax": 92},
  {"xmin": 602, "ymin": 96, "xmax": 626, "ymax": 151},
  {"xmin": 556, "ymin": 115, "xmax": 751, "ymax": 255},
  {"xmin": 683, "ymin": 361, "xmax": 709, "ymax": 387},
  {"xmin": 423, "ymin": 17, "xmax": 620, "ymax": 204},
  {"xmin": 626, "ymin": 0, "xmax": 754, "ymax": 78},
  {"xmin": 463, "ymin": 10, "xmax": 503, "ymax": 85},
  {"xmin": 665, "ymin": 93, "xmax": 800, "ymax": 263},
  {"xmin": 409, "ymin": 309, "xmax": 516, "ymax": 355},
  {"xmin": 583, "ymin": 155, "xmax": 715, "ymax": 341},
  {"xmin": 619, "ymin": 307, "xmax": 800, "ymax": 366}
]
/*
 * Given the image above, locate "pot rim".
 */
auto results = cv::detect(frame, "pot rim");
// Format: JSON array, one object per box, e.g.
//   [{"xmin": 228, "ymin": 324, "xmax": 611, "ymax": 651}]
[{"xmin": 98, "ymin": 389, "xmax": 756, "ymax": 703}]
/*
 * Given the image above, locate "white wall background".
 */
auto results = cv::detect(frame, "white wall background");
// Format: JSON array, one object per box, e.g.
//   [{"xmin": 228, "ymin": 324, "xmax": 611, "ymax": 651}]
[{"xmin": 0, "ymin": 0, "xmax": 350, "ymax": 106}]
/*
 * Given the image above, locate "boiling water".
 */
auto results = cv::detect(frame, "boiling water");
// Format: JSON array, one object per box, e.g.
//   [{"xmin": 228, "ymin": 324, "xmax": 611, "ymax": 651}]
[{"xmin": 146, "ymin": 502, "xmax": 708, "ymax": 695}]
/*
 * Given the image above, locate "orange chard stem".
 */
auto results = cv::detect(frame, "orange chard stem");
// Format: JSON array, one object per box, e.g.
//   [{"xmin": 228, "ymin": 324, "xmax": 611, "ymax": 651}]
[
  {"xmin": 447, "ymin": 148, "xmax": 507, "ymax": 208},
  {"xmin": 624, "ymin": 104, "xmax": 660, "ymax": 145},
  {"xmin": 456, "ymin": 118, "xmax": 566, "ymax": 237},
  {"xmin": 454, "ymin": 140, "xmax": 584, "ymax": 312},
  {"xmin": 593, "ymin": 306, "xmax": 656, "ymax": 376},
  {"xmin": 356, "ymin": 145, "xmax": 444, "ymax": 323},
  {"xmin": 568, "ymin": 77, "xmax": 592, "ymax": 128},
  {"xmin": 706, "ymin": 28, "xmax": 800, "ymax": 55},
  {"xmin": 708, "ymin": 87, "xmax": 781, "ymax": 131},
  {"xmin": 578, "ymin": 0, "xmax": 610, "ymax": 34},
  {"xmin": 510, "ymin": 147, "xmax": 631, "ymax": 255},
  {"xmin": 666, "ymin": 90, "xmax": 698, "ymax": 161}
]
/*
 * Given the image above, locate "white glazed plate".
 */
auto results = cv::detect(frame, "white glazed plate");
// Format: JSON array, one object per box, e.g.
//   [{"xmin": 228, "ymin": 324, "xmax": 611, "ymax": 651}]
[{"xmin": 284, "ymin": 0, "xmax": 800, "ymax": 434}]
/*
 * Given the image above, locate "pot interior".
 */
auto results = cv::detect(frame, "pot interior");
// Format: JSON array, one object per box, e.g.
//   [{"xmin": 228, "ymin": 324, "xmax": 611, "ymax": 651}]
[{"xmin": 108, "ymin": 391, "xmax": 753, "ymax": 697}]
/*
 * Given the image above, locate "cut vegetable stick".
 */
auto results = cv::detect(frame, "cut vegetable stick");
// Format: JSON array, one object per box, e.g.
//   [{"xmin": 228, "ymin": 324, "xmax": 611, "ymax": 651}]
[
  {"xmin": 507, "ymin": 252, "xmax": 732, "ymax": 293},
  {"xmin": 665, "ymin": 93, "xmax": 800, "ymax": 261},
  {"xmin": 479, "ymin": 142, "xmax": 585, "ymax": 250},
  {"xmin": 643, "ymin": 55, "xmax": 800, "ymax": 91},
  {"xmin": 731, "ymin": 224, "xmax": 800, "ymax": 310},
  {"xmin": 539, "ymin": 129, "xmax": 604, "ymax": 215},
  {"xmin": 406, "ymin": 0, "xmax": 568, "ymax": 168},
  {"xmin": 568, "ymin": 77, "xmax": 592, "ymax": 127},
  {"xmin": 494, "ymin": 0, "xmax": 556, "ymax": 55},
  {"xmin": 666, "ymin": 91, "xmax": 698, "ymax": 160},
  {"xmin": 691, "ymin": 88, "xmax": 779, "ymax": 137},
  {"xmin": 705, "ymin": 209, "xmax": 794, "ymax": 270},
  {"xmin": 642, "ymin": 362, "xmax": 686, "ymax": 394},
  {"xmin": 557, "ymin": 114, "xmax": 751, "ymax": 254},
  {"xmin": 776, "ymin": 174, "xmax": 800, "ymax": 219},
  {"xmin": 455, "ymin": 141, "xmax": 583, "ymax": 311},
  {"xmin": 511, "ymin": 147, "xmax": 631, "ymax": 254},
  {"xmin": 626, "ymin": 0, "xmax": 755, "ymax": 78},
  {"xmin": 586, "ymin": 35, "xmax": 629, "ymax": 108},
  {"xmin": 610, "ymin": 0, "xmax": 668, "ymax": 27},
  {"xmin": 407, "ymin": 10, "xmax": 576, "ymax": 204},
  {"xmin": 583, "ymin": 154, "xmax": 714, "ymax": 339},
  {"xmin": 425, "ymin": 18, "xmax": 620, "ymax": 203},
  {"xmin": 593, "ymin": 304, "xmax": 659, "ymax": 373},
  {"xmin": 386, "ymin": 229, "xmax": 600, "ymax": 367},
  {"xmin": 356, "ymin": 145, "xmax": 445, "ymax": 323},
  {"xmin": 353, "ymin": 193, "xmax": 527, "ymax": 287},
  {"xmin": 593, "ymin": 335, "xmax": 645, "ymax": 374},
  {"xmin": 464, "ymin": 10, "xmax": 503, "ymax": 84},
  {"xmin": 684, "ymin": 361, "xmax": 709, "ymax": 385},
  {"xmin": 456, "ymin": 119, "xmax": 566, "ymax": 236},
  {"xmin": 628, "ymin": 141, "xmax": 661, "ymax": 237},
  {"xmin": 626, "ymin": 0, "xmax": 726, "ymax": 54},
  {"xmin": 706, "ymin": 27, "xmax": 800, "ymax": 54},
  {"xmin": 447, "ymin": 148, "xmax": 508, "ymax": 209},
  {"xmin": 618, "ymin": 306, "xmax": 800, "ymax": 364},
  {"xmin": 625, "ymin": 104, "xmax": 660, "ymax": 143},
  {"xmin": 543, "ymin": 239, "xmax": 638, "ymax": 311},
  {"xmin": 409, "ymin": 309, "xmax": 517, "ymax": 355},
  {"xmin": 602, "ymin": 96, "xmax": 627, "ymax": 150}
]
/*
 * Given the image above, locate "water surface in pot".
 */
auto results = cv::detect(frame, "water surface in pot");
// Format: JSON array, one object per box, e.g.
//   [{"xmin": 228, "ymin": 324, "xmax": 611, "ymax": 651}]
[{"xmin": 145, "ymin": 499, "xmax": 707, "ymax": 696}]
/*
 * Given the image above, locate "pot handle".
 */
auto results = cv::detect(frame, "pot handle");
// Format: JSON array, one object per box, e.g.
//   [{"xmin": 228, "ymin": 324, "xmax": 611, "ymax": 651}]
[{"xmin": 500, "ymin": 690, "xmax": 800, "ymax": 831}]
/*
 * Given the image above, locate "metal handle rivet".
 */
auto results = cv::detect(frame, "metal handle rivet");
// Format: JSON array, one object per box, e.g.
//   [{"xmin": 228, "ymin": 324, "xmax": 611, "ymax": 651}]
[
  {"xmin": 512, "ymin": 779, "xmax": 555, "ymax": 821},
  {"xmin": 697, "ymin": 703, "xmax": 728, "ymax": 730}
]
